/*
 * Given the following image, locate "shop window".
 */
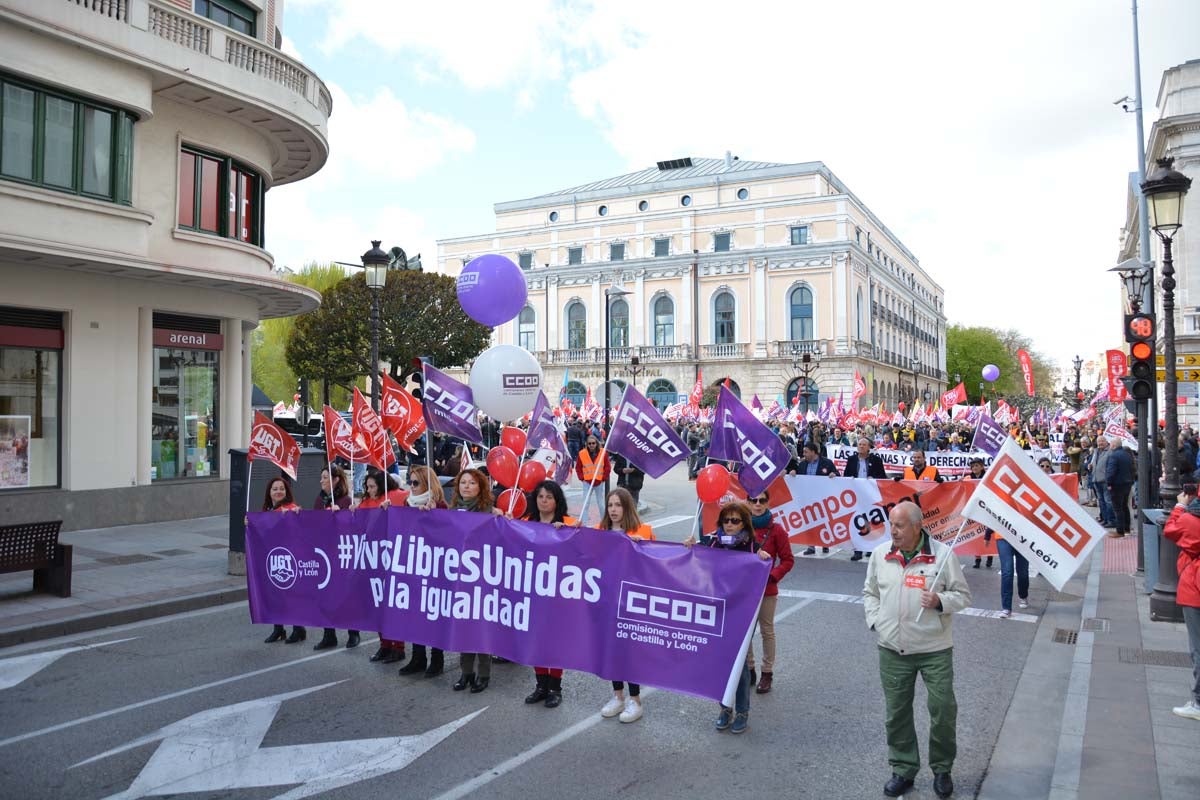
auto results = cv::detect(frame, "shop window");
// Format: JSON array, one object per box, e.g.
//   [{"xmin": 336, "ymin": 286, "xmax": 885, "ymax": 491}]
[
  {"xmin": 178, "ymin": 145, "xmax": 263, "ymax": 246},
  {"xmin": 0, "ymin": 306, "xmax": 63, "ymax": 490},
  {"xmin": 151, "ymin": 313, "xmax": 222, "ymax": 480}
]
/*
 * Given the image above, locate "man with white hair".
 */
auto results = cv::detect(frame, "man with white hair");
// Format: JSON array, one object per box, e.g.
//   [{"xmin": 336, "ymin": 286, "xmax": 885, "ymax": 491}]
[{"xmin": 1091, "ymin": 436, "xmax": 1114, "ymax": 528}]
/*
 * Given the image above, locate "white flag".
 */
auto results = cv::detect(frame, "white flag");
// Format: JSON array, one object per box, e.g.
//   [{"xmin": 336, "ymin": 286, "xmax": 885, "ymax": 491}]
[{"xmin": 961, "ymin": 437, "xmax": 1104, "ymax": 590}]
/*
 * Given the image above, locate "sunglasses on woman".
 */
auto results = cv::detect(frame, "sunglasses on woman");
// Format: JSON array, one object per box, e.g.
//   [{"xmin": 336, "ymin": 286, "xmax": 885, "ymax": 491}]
[
  {"xmin": 748, "ymin": 497, "xmax": 769, "ymax": 504},
  {"xmin": 721, "ymin": 517, "xmax": 743, "ymax": 525}
]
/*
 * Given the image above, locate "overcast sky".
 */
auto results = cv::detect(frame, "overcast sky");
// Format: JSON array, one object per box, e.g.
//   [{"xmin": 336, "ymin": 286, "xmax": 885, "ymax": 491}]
[{"xmin": 268, "ymin": 0, "xmax": 1199, "ymax": 385}]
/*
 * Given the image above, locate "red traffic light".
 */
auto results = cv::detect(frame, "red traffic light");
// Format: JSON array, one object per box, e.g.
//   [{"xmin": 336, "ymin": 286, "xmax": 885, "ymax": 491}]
[{"xmin": 1131, "ymin": 341, "xmax": 1153, "ymax": 360}]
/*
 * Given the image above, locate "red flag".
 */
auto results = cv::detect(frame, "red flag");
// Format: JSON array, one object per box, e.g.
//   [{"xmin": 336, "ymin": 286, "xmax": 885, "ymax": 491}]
[
  {"xmin": 322, "ymin": 405, "xmax": 371, "ymax": 463},
  {"xmin": 941, "ymin": 382, "xmax": 967, "ymax": 409},
  {"xmin": 460, "ymin": 443, "xmax": 471, "ymax": 474},
  {"xmin": 722, "ymin": 376, "xmax": 731, "ymax": 390},
  {"xmin": 248, "ymin": 411, "xmax": 301, "ymax": 480},
  {"xmin": 380, "ymin": 372, "xmax": 426, "ymax": 452},
  {"xmin": 1106, "ymin": 350, "xmax": 1128, "ymax": 403},
  {"xmin": 352, "ymin": 388, "xmax": 389, "ymax": 471},
  {"xmin": 689, "ymin": 369, "xmax": 704, "ymax": 408},
  {"xmin": 1017, "ymin": 350, "xmax": 1035, "ymax": 396},
  {"xmin": 852, "ymin": 371, "xmax": 867, "ymax": 406}
]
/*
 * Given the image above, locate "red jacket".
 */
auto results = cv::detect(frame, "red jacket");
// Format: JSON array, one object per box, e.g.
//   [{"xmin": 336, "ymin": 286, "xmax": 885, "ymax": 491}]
[
  {"xmin": 753, "ymin": 522, "xmax": 795, "ymax": 597},
  {"xmin": 575, "ymin": 448, "xmax": 610, "ymax": 484},
  {"xmin": 1163, "ymin": 505, "xmax": 1200, "ymax": 608}
]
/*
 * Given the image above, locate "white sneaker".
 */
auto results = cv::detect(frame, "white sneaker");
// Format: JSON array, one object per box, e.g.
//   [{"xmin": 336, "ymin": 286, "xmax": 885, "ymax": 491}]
[
  {"xmin": 1172, "ymin": 700, "xmax": 1200, "ymax": 721},
  {"xmin": 998, "ymin": 609, "xmax": 1012, "ymax": 619},
  {"xmin": 600, "ymin": 696, "xmax": 624, "ymax": 718},
  {"xmin": 618, "ymin": 697, "xmax": 643, "ymax": 723},
  {"xmin": 1018, "ymin": 599, "xmax": 1029, "ymax": 609}
]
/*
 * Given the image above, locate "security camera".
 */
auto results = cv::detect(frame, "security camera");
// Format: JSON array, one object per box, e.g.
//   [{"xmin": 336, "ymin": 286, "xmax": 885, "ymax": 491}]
[{"xmin": 1114, "ymin": 95, "xmax": 1134, "ymax": 112}]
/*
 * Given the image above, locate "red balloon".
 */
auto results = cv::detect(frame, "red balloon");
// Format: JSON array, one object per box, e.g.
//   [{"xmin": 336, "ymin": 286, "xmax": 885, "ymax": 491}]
[
  {"xmin": 497, "ymin": 488, "xmax": 527, "ymax": 517},
  {"xmin": 486, "ymin": 446, "xmax": 519, "ymax": 487},
  {"xmin": 501, "ymin": 426, "xmax": 527, "ymax": 453},
  {"xmin": 516, "ymin": 460, "xmax": 547, "ymax": 493},
  {"xmin": 696, "ymin": 464, "xmax": 731, "ymax": 503}
]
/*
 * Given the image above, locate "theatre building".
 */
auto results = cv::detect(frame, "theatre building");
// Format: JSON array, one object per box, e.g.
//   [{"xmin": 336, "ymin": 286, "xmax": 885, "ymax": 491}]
[
  {"xmin": 438, "ymin": 155, "xmax": 947, "ymax": 412},
  {"xmin": 0, "ymin": 0, "xmax": 329, "ymax": 528}
]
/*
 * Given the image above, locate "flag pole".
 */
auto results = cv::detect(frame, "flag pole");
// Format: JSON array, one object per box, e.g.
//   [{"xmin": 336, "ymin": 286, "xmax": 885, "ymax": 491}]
[
  {"xmin": 915, "ymin": 519, "xmax": 969, "ymax": 623},
  {"xmin": 506, "ymin": 421, "xmax": 529, "ymax": 516},
  {"xmin": 576, "ymin": 443, "xmax": 611, "ymax": 527},
  {"xmin": 245, "ymin": 458, "xmax": 254, "ymax": 515}
]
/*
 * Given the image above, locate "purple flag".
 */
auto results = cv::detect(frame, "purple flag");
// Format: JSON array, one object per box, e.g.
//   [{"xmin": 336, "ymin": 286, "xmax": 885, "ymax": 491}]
[
  {"xmin": 973, "ymin": 412, "xmax": 1008, "ymax": 458},
  {"xmin": 708, "ymin": 386, "xmax": 791, "ymax": 496},
  {"xmin": 751, "ymin": 394, "xmax": 763, "ymax": 411},
  {"xmin": 607, "ymin": 385, "xmax": 688, "ymax": 478},
  {"xmin": 247, "ymin": 508, "xmax": 768, "ymax": 705},
  {"xmin": 421, "ymin": 364, "xmax": 483, "ymax": 444},
  {"xmin": 527, "ymin": 393, "xmax": 573, "ymax": 484}
]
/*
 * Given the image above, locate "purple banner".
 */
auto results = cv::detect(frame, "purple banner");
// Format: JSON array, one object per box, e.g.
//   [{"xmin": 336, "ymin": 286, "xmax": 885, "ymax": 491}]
[
  {"xmin": 973, "ymin": 412, "xmax": 1007, "ymax": 458},
  {"xmin": 421, "ymin": 364, "xmax": 483, "ymax": 444},
  {"xmin": 606, "ymin": 385, "xmax": 688, "ymax": 478},
  {"xmin": 526, "ymin": 391, "xmax": 573, "ymax": 484},
  {"xmin": 247, "ymin": 509, "xmax": 768, "ymax": 704},
  {"xmin": 708, "ymin": 386, "xmax": 791, "ymax": 496}
]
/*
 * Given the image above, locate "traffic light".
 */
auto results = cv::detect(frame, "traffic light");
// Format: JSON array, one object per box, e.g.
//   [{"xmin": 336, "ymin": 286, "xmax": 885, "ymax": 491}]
[
  {"xmin": 410, "ymin": 356, "xmax": 434, "ymax": 400},
  {"xmin": 1124, "ymin": 313, "xmax": 1156, "ymax": 400}
]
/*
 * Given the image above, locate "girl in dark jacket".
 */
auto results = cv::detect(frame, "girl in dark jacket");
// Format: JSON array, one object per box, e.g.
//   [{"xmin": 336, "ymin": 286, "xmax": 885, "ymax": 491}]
[{"xmin": 313, "ymin": 466, "xmax": 359, "ymax": 650}]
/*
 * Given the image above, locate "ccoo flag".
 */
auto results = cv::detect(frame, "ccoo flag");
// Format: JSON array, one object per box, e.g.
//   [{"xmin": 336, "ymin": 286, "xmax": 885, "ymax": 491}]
[
  {"xmin": 708, "ymin": 386, "xmax": 791, "ymax": 497},
  {"xmin": 606, "ymin": 384, "xmax": 688, "ymax": 478},
  {"xmin": 961, "ymin": 437, "xmax": 1104, "ymax": 590},
  {"xmin": 420, "ymin": 363, "xmax": 483, "ymax": 444}
]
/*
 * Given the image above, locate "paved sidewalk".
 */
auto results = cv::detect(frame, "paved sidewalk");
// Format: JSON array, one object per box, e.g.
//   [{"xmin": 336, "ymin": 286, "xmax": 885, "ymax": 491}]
[
  {"xmin": 0, "ymin": 516, "xmax": 242, "ymax": 648},
  {"xmin": 981, "ymin": 534, "xmax": 1199, "ymax": 800}
]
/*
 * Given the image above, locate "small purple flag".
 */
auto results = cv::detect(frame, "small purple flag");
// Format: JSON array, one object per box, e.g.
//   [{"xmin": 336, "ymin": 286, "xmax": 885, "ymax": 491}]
[
  {"xmin": 421, "ymin": 363, "xmax": 483, "ymax": 444},
  {"xmin": 527, "ymin": 391, "xmax": 572, "ymax": 484},
  {"xmin": 973, "ymin": 412, "xmax": 1008, "ymax": 458},
  {"xmin": 751, "ymin": 394, "xmax": 763, "ymax": 411},
  {"xmin": 607, "ymin": 385, "xmax": 688, "ymax": 478},
  {"xmin": 708, "ymin": 386, "xmax": 791, "ymax": 496}
]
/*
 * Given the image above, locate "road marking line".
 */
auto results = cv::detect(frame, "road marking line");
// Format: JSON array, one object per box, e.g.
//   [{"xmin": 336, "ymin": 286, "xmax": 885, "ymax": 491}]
[
  {"xmin": 0, "ymin": 635, "xmax": 379, "ymax": 749},
  {"xmin": 775, "ymin": 589, "xmax": 1038, "ymax": 623},
  {"xmin": 428, "ymin": 597, "xmax": 816, "ymax": 800},
  {"xmin": 642, "ymin": 515, "xmax": 693, "ymax": 529},
  {"xmin": 0, "ymin": 638, "xmax": 138, "ymax": 691},
  {"xmin": 1049, "ymin": 548, "xmax": 1101, "ymax": 799}
]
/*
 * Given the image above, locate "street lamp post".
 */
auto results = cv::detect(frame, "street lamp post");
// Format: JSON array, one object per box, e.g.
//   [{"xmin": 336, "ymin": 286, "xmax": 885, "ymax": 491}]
[
  {"xmin": 1143, "ymin": 157, "xmax": 1191, "ymax": 622},
  {"xmin": 604, "ymin": 277, "xmax": 631, "ymax": 499},
  {"xmin": 911, "ymin": 357, "xmax": 921, "ymax": 406},
  {"xmin": 1114, "ymin": 261, "xmax": 1155, "ymax": 573},
  {"xmin": 791, "ymin": 348, "xmax": 821, "ymax": 413},
  {"xmin": 361, "ymin": 240, "xmax": 390, "ymax": 412},
  {"xmin": 626, "ymin": 355, "xmax": 644, "ymax": 388},
  {"xmin": 1072, "ymin": 355, "xmax": 1083, "ymax": 409}
]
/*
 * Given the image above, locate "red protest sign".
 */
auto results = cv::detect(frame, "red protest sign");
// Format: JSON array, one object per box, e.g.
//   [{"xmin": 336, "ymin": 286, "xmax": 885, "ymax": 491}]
[{"xmin": 248, "ymin": 411, "xmax": 301, "ymax": 479}]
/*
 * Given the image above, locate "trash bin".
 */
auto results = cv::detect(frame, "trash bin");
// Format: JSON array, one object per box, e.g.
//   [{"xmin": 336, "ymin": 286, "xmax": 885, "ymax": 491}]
[
  {"xmin": 1142, "ymin": 508, "xmax": 1163, "ymax": 595},
  {"xmin": 227, "ymin": 448, "xmax": 328, "ymax": 574}
]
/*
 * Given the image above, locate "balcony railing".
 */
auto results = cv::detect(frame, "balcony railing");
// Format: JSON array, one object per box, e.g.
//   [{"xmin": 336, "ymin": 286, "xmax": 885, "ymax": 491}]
[
  {"xmin": 774, "ymin": 340, "xmax": 825, "ymax": 358},
  {"xmin": 639, "ymin": 344, "xmax": 690, "ymax": 361},
  {"xmin": 148, "ymin": 2, "xmax": 209, "ymax": 53},
  {"xmin": 71, "ymin": 0, "xmax": 127, "ymax": 21},
  {"xmin": 701, "ymin": 343, "xmax": 749, "ymax": 360}
]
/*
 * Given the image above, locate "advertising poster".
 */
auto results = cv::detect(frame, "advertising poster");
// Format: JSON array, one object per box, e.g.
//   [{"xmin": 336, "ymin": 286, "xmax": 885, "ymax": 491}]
[{"xmin": 0, "ymin": 415, "xmax": 31, "ymax": 489}]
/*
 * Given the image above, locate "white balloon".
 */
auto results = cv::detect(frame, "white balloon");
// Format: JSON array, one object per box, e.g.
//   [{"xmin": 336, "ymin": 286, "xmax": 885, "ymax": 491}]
[{"xmin": 468, "ymin": 345, "xmax": 543, "ymax": 421}]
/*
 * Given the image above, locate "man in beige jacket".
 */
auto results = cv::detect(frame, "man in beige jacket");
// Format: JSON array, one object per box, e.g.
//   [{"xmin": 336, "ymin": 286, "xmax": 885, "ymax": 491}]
[{"xmin": 863, "ymin": 501, "xmax": 972, "ymax": 799}]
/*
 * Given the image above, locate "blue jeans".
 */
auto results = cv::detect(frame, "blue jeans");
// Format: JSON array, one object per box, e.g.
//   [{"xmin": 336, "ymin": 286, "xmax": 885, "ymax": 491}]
[
  {"xmin": 1093, "ymin": 481, "xmax": 1114, "ymax": 526},
  {"xmin": 721, "ymin": 663, "xmax": 751, "ymax": 714},
  {"xmin": 996, "ymin": 538, "xmax": 1029, "ymax": 612}
]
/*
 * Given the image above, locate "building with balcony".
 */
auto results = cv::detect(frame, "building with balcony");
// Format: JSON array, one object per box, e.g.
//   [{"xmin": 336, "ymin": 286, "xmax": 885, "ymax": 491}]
[
  {"xmin": 0, "ymin": 0, "xmax": 330, "ymax": 527},
  {"xmin": 437, "ymin": 155, "xmax": 947, "ymax": 414}
]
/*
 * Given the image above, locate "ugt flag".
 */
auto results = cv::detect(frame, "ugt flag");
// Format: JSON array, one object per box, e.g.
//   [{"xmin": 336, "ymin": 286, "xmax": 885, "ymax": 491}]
[
  {"xmin": 606, "ymin": 385, "xmax": 688, "ymax": 478},
  {"xmin": 421, "ymin": 363, "xmax": 483, "ymax": 444},
  {"xmin": 352, "ymin": 388, "xmax": 391, "ymax": 471},
  {"xmin": 1018, "ymin": 349, "xmax": 1035, "ymax": 396},
  {"xmin": 323, "ymin": 405, "xmax": 370, "ymax": 464},
  {"xmin": 942, "ymin": 382, "xmax": 967, "ymax": 408},
  {"xmin": 708, "ymin": 386, "xmax": 790, "ymax": 497},
  {"xmin": 961, "ymin": 437, "xmax": 1104, "ymax": 591},
  {"xmin": 248, "ymin": 411, "xmax": 301, "ymax": 479},
  {"xmin": 380, "ymin": 372, "xmax": 425, "ymax": 452}
]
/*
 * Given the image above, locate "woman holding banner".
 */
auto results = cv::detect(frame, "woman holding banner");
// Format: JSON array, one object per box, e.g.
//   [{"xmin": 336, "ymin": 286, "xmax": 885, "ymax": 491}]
[
  {"xmin": 746, "ymin": 488, "xmax": 793, "ymax": 694},
  {"xmin": 313, "ymin": 467, "xmax": 359, "ymax": 651},
  {"xmin": 521, "ymin": 480, "xmax": 576, "ymax": 708},
  {"xmin": 261, "ymin": 476, "xmax": 305, "ymax": 644},
  {"xmin": 357, "ymin": 471, "xmax": 409, "ymax": 664},
  {"xmin": 599, "ymin": 488, "xmax": 654, "ymax": 723},
  {"xmin": 451, "ymin": 468, "xmax": 496, "ymax": 693},
  {"xmin": 397, "ymin": 466, "xmax": 448, "ymax": 677},
  {"xmin": 684, "ymin": 500, "xmax": 773, "ymax": 733}
]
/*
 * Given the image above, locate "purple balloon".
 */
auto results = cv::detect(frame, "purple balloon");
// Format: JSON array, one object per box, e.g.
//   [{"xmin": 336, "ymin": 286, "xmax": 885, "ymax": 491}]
[
  {"xmin": 982, "ymin": 364, "xmax": 1000, "ymax": 382},
  {"xmin": 457, "ymin": 254, "xmax": 527, "ymax": 327}
]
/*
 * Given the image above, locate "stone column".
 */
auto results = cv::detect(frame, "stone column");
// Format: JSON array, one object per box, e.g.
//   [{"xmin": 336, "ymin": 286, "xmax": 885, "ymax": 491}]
[{"xmin": 136, "ymin": 307, "xmax": 153, "ymax": 484}]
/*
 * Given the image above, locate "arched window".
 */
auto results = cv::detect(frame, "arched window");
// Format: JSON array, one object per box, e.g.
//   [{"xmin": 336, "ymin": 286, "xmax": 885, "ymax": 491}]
[
  {"xmin": 713, "ymin": 292, "xmax": 736, "ymax": 344},
  {"xmin": 646, "ymin": 378, "xmax": 678, "ymax": 410},
  {"xmin": 566, "ymin": 301, "xmax": 586, "ymax": 349},
  {"xmin": 609, "ymin": 298, "xmax": 629, "ymax": 348},
  {"xmin": 856, "ymin": 288, "xmax": 864, "ymax": 341},
  {"xmin": 789, "ymin": 285, "xmax": 814, "ymax": 341},
  {"xmin": 561, "ymin": 380, "xmax": 586, "ymax": 409},
  {"xmin": 653, "ymin": 295, "xmax": 674, "ymax": 346},
  {"xmin": 712, "ymin": 378, "xmax": 741, "ymax": 399},
  {"xmin": 786, "ymin": 377, "xmax": 819, "ymax": 413},
  {"xmin": 518, "ymin": 306, "xmax": 536, "ymax": 351}
]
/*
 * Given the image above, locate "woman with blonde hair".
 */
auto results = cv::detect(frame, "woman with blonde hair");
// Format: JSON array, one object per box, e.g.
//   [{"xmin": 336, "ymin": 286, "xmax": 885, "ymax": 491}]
[{"xmin": 397, "ymin": 465, "xmax": 449, "ymax": 677}]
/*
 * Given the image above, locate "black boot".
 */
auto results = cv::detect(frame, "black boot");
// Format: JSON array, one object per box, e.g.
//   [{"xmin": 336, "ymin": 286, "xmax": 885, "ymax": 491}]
[
  {"xmin": 850, "ymin": 551, "xmax": 863, "ymax": 561},
  {"xmin": 285, "ymin": 626, "xmax": 306, "ymax": 644},
  {"xmin": 264, "ymin": 625, "xmax": 286, "ymax": 643},
  {"xmin": 399, "ymin": 646, "xmax": 427, "ymax": 675},
  {"xmin": 370, "ymin": 646, "xmax": 391, "ymax": 662},
  {"xmin": 453, "ymin": 673, "xmax": 475, "ymax": 691},
  {"xmin": 424, "ymin": 648, "xmax": 444, "ymax": 677},
  {"xmin": 470, "ymin": 676, "xmax": 490, "ymax": 693},
  {"xmin": 313, "ymin": 629, "xmax": 338, "ymax": 650},
  {"xmin": 525, "ymin": 673, "xmax": 550, "ymax": 704},
  {"xmin": 346, "ymin": 631, "xmax": 360, "ymax": 649},
  {"xmin": 985, "ymin": 556, "xmax": 993, "ymax": 568},
  {"xmin": 544, "ymin": 676, "xmax": 562, "ymax": 708},
  {"xmin": 973, "ymin": 557, "xmax": 981, "ymax": 569},
  {"xmin": 382, "ymin": 646, "xmax": 405, "ymax": 664}
]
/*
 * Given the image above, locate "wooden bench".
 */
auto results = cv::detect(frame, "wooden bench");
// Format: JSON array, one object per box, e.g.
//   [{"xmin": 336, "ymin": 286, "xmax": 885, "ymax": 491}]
[{"xmin": 0, "ymin": 520, "xmax": 72, "ymax": 597}]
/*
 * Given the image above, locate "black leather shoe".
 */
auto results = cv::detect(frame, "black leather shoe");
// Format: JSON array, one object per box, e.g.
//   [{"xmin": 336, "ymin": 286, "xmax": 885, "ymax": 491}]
[
  {"xmin": 850, "ymin": 551, "xmax": 863, "ymax": 561},
  {"xmin": 453, "ymin": 673, "xmax": 474, "ymax": 691},
  {"xmin": 382, "ymin": 648, "xmax": 405, "ymax": 664},
  {"xmin": 803, "ymin": 546, "xmax": 816, "ymax": 555},
  {"xmin": 424, "ymin": 650, "xmax": 444, "ymax": 677},
  {"xmin": 284, "ymin": 627, "xmax": 306, "ymax": 644},
  {"xmin": 525, "ymin": 675, "xmax": 549, "ymax": 704},
  {"xmin": 369, "ymin": 646, "xmax": 390, "ymax": 662},
  {"xmin": 933, "ymin": 772, "xmax": 954, "ymax": 798},
  {"xmin": 313, "ymin": 634, "xmax": 338, "ymax": 651},
  {"xmin": 470, "ymin": 676, "xmax": 490, "ymax": 693},
  {"xmin": 883, "ymin": 774, "xmax": 914, "ymax": 797},
  {"xmin": 264, "ymin": 625, "xmax": 286, "ymax": 643},
  {"xmin": 544, "ymin": 678, "xmax": 562, "ymax": 708},
  {"xmin": 399, "ymin": 655, "xmax": 427, "ymax": 675},
  {"xmin": 346, "ymin": 631, "xmax": 360, "ymax": 648}
]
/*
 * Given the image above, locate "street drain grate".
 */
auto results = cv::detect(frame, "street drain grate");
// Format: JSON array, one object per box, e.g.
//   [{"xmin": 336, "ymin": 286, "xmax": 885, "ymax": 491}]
[
  {"xmin": 1118, "ymin": 648, "xmax": 1193, "ymax": 668},
  {"xmin": 1047, "ymin": 591, "xmax": 1081, "ymax": 602},
  {"xmin": 1081, "ymin": 618, "xmax": 1110, "ymax": 633},
  {"xmin": 1052, "ymin": 628, "xmax": 1078, "ymax": 645}
]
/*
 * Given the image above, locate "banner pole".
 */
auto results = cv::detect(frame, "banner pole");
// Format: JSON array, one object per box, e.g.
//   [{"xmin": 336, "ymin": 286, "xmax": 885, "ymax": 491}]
[
  {"xmin": 507, "ymin": 422, "xmax": 529, "ymax": 516},
  {"xmin": 915, "ymin": 519, "xmax": 968, "ymax": 623},
  {"xmin": 577, "ymin": 444, "xmax": 610, "ymax": 527},
  {"xmin": 245, "ymin": 458, "xmax": 253, "ymax": 515}
]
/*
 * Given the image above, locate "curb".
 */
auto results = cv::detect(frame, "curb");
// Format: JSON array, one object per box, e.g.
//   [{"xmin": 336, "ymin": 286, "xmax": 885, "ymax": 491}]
[{"xmin": 0, "ymin": 586, "xmax": 248, "ymax": 649}]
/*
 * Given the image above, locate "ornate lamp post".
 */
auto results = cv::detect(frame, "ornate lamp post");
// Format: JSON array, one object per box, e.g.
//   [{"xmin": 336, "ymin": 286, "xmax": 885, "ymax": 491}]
[
  {"xmin": 1142, "ymin": 157, "xmax": 1191, "ymax": 622},
  {"xmin": 604, "ymin": 276, "xmax": 631, "ymax": 497},
  {"xmin": 361, "ymin": 240, "xmax": 390, "ymax": 412},
  {"xmin": 626, "ymin": 355, "xmax": 645, "ymax": 388},
  {"xmin": 1072, "ymin": 355, "xmax": 1083, "ymax": 408},
  {"xmin": 792, "ymin": 348, "xmax": 820, "ymax": 413}
]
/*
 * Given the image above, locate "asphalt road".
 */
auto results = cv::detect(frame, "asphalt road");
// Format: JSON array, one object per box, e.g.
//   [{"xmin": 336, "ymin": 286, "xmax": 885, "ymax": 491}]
[{"xmin": 0, "ymin": 471, "xmax": 1046, "ymax": 800}]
